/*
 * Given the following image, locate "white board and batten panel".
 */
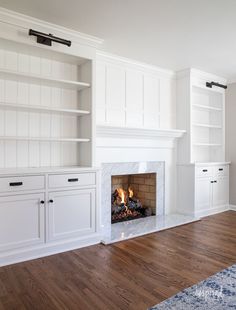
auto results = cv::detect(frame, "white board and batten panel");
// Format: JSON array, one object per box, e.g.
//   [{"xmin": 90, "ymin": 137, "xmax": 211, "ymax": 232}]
[{"xmin": 96, "ymin": 52, "xmax": 176, "ymax": 130}]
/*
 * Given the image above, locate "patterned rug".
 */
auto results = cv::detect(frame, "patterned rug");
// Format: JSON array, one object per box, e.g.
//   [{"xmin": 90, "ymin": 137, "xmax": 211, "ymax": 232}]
[{"xmin": 150, "ymin": 264, "xmax": 236, "ymax": 309}]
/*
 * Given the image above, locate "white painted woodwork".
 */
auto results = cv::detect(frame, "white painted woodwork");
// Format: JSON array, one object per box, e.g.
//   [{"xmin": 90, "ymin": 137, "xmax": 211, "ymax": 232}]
[
  {"xmin": 178, "ymin": 163, "xmax": 230, "ymax": 217},
  {"xmin": 212, "ymin": 177, "xmax": 229, "ymax": 207},
  {"xmin": 0, "ymin": 22, "xmax": 95, "ymax": 169},
  {"xmin": 0, "ymin": 193, "xmax": 45, "ymax": 252},
  {"xmin": 95, "ymin": 52, "xmax": 176, "ymax": 130},
  {"xmin": 177, "ymin": 69, "xmax": 226, "ymax": 164},
  {"xmin": 195, "ymin": 178, "xmax": 212, "ymax": 211},
  {"xmin": 48, "ymin": 172, "xmax": 96, "ymax": 189},
  {"xmin": 0, "ymin": 175, "xmax": 45, "ymax": 192},
  {"xmin": 48, "ymin": 189, "xmax": 96, "ymax": 241}
]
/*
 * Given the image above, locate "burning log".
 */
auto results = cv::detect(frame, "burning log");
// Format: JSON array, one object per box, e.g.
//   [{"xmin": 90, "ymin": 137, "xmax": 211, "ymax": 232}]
[{"xmin": 111, "ymin": 186, "xmax": 153, "ymax": 223}]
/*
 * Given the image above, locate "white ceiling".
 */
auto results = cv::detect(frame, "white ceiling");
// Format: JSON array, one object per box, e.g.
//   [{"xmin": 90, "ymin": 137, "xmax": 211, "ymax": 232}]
[{"xmin": 1, "ymin": 0, "xmax": 236, "ymax": 81}]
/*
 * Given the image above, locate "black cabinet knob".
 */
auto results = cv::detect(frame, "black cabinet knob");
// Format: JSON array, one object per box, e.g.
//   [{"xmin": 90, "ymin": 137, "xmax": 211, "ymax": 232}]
[
  {"xmin": 49, "ymin": 199, "xmax": 54, "ymax": 203},
  {"xmin": 40, "ymin": 200, "xmax": 45, "ymax": 204},
  {"xmin": 210, "ymin": 181, "xmax": 214, "ymax": 183}
]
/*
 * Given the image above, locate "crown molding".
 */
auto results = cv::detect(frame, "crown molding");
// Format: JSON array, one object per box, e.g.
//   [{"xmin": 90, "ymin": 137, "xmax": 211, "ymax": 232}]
[
  {"xmin": 96, "ymin": 50, "xmax": 176, "ymax": 79},
  {"xmin": 0, "ymin": 7, "xmax": 104, "ymax": 48},
  {"xmin": 176, "ymin": 68, "xmax": 227, "ymax": 84}
]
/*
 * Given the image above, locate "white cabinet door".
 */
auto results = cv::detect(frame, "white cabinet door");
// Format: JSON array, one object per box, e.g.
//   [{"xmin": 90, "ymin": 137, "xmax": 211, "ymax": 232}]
[
  {"xmin": 212, "ymin": 177, "xmax": 229, "ymax": 207},
  {"xmin": 48, "ymin": 189, "xmax": 96, "ymax": 241},
  {"xmin": 195, "ymin": 178, "xmax": 212, "ymax": 212},
  {"xmin": 0, "ymin": 193, "xmax": 45, "ymax": 252}
]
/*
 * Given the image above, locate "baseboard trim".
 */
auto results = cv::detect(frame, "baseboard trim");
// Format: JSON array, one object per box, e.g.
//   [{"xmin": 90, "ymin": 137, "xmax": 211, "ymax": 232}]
[
  {"xmin": 0, "ymin": 233, "xmax": 101, "ymax": 267},
  {"xmin": 196, "ymin": 205, "xmax": 230, "ymax": 218},
  {"xmin": 229, "ymin": 205, "xmax": 236, "ymax": 211}
]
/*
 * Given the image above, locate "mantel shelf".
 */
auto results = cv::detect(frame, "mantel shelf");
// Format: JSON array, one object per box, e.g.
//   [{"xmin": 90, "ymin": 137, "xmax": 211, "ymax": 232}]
[
  {"xmin": 96, "ymin": 125, "xmax": 186, "ymax": 139},
  {"xmin": 0, "ymin": 102, "xmax": 90, "ymax": 116},
  {"xmin": 0, "ymin": 137, "xmax": 90, "ymax": 143},
  {"xmin": 0, "ymin": 68, "xmax": 91, "ymax": 90}
]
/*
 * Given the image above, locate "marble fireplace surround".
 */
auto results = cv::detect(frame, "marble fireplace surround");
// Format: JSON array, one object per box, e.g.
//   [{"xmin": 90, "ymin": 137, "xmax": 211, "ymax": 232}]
[
  {"xmin": 101, "ymin": 161, "xmax": 199, "ymax": 244},
  {"xmin": 101, "ymin": 162, "xmax": 164, "ymax": 240}
]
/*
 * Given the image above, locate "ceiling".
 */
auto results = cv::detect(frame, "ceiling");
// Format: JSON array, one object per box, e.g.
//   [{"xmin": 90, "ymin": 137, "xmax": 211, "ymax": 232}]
[{"xmin": 0, "ymin": 0, "xmax": 236, "ymax": 81}]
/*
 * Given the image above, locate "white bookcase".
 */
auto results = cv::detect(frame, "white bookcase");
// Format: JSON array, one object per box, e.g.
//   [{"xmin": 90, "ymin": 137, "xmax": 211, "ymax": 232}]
[
  {"xmin": 177, "ymin": 69, "xmax": 226, "ymax": 164},
  {"xmin": 191, "ymin": 85, "xmax": 224, "ymax": 162},
  {"xmin": 0, "ymin": 37, "xmax": 94, "ymax": 169},
  {"xmin": 176, "ymin": 69, "xmax": 229, "ymax": 218}
]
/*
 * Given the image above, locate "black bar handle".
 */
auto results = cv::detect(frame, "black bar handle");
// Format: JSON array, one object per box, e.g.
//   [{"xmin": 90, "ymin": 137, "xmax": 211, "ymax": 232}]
[
  {"xmin": 219, "ymin": 168, "xmax": 223, "ymax": 171},
  {"xmin": 68, "ymin": 178, "xmax": 79, "ymax": 183},
  {"xmin": 202, "ymin": 169, "xmax": 208, "ymax": 172},
  {"xmin": 9, "ymin": 182, "xmax": 23, "ymax": 187}
]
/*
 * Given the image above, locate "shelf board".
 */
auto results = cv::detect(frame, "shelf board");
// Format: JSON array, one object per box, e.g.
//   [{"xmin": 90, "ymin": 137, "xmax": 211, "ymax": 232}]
[
  {"xmin": 192, "ymin": 104, "xmax": 222, "ymax": 112},
  {"xmin": 0, "ymin": 102, "xmax": 90, "ymax": 116},
  {"xmin": 192, "ymin": 123, "xmax": 222, "ymax": 129},
  {"xmin": 0, "ymin": 137, "xmax": 90, "ymax": 143},
  {"xmin": 0, "ymin": 68, "xmax": 90, "ymax": 90},
  {"xmin": 193, "ymin": 143, "xmax": 222, "ymax": 147}
]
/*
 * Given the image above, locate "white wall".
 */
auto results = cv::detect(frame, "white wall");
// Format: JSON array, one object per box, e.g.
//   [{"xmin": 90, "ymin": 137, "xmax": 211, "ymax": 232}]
[{"xmin": 226, "ymin": 83, "xmax": 236, "ymax": 205}]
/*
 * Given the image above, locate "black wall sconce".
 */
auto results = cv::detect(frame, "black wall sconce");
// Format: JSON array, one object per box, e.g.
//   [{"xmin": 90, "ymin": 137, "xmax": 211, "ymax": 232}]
[
  {"xmin": 206, "ymin": 81, "xmax": 227, "ymax": 89},
  {"xmin": 29, "ymin": 29, "xmax": 71, "ymax": 47}
]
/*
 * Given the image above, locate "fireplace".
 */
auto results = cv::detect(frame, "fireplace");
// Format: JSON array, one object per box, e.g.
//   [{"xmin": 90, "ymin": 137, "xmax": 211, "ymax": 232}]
[{"xmin": 111, "ymin": 173, "xmax": 156, "ymax": 224}]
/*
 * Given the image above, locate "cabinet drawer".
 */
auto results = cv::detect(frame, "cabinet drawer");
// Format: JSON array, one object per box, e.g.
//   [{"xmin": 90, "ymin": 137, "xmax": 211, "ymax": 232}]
[
  {"xmin": 213, "ymin": 165, "xmax": 229, "ymax": 177},
  {"xmin": 196, "ymin": 166, "xmax": 212, "ymax": 178},
  {"xmin": 0, "ymin": 175, "xmax": 45, "ymax": 193},
  {"xmin": 49, "ymin": 173, "xmax": 96, "ymax": 189}
]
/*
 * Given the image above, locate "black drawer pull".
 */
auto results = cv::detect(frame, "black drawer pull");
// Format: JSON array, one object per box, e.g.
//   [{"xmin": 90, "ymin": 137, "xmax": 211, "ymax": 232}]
[
  {"xmin": 202, "ymin": 169, "xmax": 208, "ymax": 172},
  {"xmin": 40, "ymin": 200, "xmax": 45, "ymax": 204},
  {"xmin": 214, "ymin": 180, "xmax": 217, "ymax": 183},
  {"xmin": 68, "ymin": 178, "xmax": 79, "ymax": 182},
  {"xmin": 9, "ymin": 182, "xmax": 23, "ymax": 187},
  {"xmin": 49, "ymin": 199, "xmax": 54, "ymax": 203},
  {"xmin": 219, "ymin": 168, "xmax": 223, "ymax": 171},
  {"xmin": 210, "ymin": 181, "xmax": 214, "ymax": 183}
]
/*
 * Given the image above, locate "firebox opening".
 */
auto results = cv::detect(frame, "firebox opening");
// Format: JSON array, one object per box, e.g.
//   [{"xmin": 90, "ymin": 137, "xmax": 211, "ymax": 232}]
[{"xmin": 111, "ymin": 173, "xmax": 156, "ymax": 224}]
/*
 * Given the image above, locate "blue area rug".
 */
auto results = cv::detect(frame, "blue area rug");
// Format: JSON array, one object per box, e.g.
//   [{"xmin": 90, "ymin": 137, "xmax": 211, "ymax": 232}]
[{"xmin": 150, "ymin": 264, "xmax": 236, "ymax": 309}]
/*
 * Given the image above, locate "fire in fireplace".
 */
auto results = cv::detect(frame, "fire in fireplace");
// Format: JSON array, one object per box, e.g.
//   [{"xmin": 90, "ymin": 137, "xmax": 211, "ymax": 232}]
[{"xmin": 111, "ymin": 173, "xmax": 156, "ymax": 224}]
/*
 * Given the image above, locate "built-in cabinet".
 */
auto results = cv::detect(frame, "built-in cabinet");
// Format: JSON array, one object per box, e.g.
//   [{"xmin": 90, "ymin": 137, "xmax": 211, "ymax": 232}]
[
  {"xmin": 0, "ymin": 8, "xmax": 101, "ymax": 266},
  {"xmin": 177, "ymin": 69, "xmax": 229, "ymax": 217},
  {"xmin": 0, "ymin": 169, "xmax": 99, "ymax": 266},
  {"xmin": 48, "ymin": 188, "xmax": 96, "ymax": 241},
  {"xmin": 0, "ymin": 193, "xmax": 45, "ymax": 252}
]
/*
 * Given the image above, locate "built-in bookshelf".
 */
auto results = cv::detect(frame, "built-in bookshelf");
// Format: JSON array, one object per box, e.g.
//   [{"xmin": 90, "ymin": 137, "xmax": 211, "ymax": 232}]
[
  {"xmin": 191, "ymin": 85, "xmax": 224, "ymax": 162},
  {"xmin": 0, "ymin": 37, "xmax": 93, "ymax": 169},
  {"xmin": 177, "ymin": 69, "xmax": 226, "ymax": 164}
]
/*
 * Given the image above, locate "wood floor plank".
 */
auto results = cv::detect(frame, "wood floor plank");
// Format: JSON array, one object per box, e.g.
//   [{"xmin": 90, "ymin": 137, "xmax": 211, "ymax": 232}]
[{"xmin": 0, "ymin": 211, "xmax": 235, "ymax": 310}]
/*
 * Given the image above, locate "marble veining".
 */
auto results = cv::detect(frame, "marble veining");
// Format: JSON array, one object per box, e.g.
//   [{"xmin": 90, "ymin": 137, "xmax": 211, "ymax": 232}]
[{"xmin": 102, "ymin": 214, "xmax": 199, "ymax": 244}]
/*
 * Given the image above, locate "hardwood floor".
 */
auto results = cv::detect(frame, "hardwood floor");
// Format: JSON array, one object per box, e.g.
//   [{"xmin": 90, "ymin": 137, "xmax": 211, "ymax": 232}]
[{"xmin": 0, "ymin": 211, "xmax": 235, "ymax": 310}]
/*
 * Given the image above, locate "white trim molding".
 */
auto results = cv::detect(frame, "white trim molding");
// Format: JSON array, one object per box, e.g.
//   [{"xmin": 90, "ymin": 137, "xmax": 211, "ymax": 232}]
[
  {"xmin": 229, "ymin": 205, "xmax": 236, "ymax": 211},
  {"xmin": 97, "ymin": 125, "xmax": 185, "ymax": 140},
  {"xmin": 0, "ymin": 7, "xmax": 103, "ymax": 48},
  {"xmin": 96, "ymin": 50, "xmax": 176, "ymax": 79}
]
